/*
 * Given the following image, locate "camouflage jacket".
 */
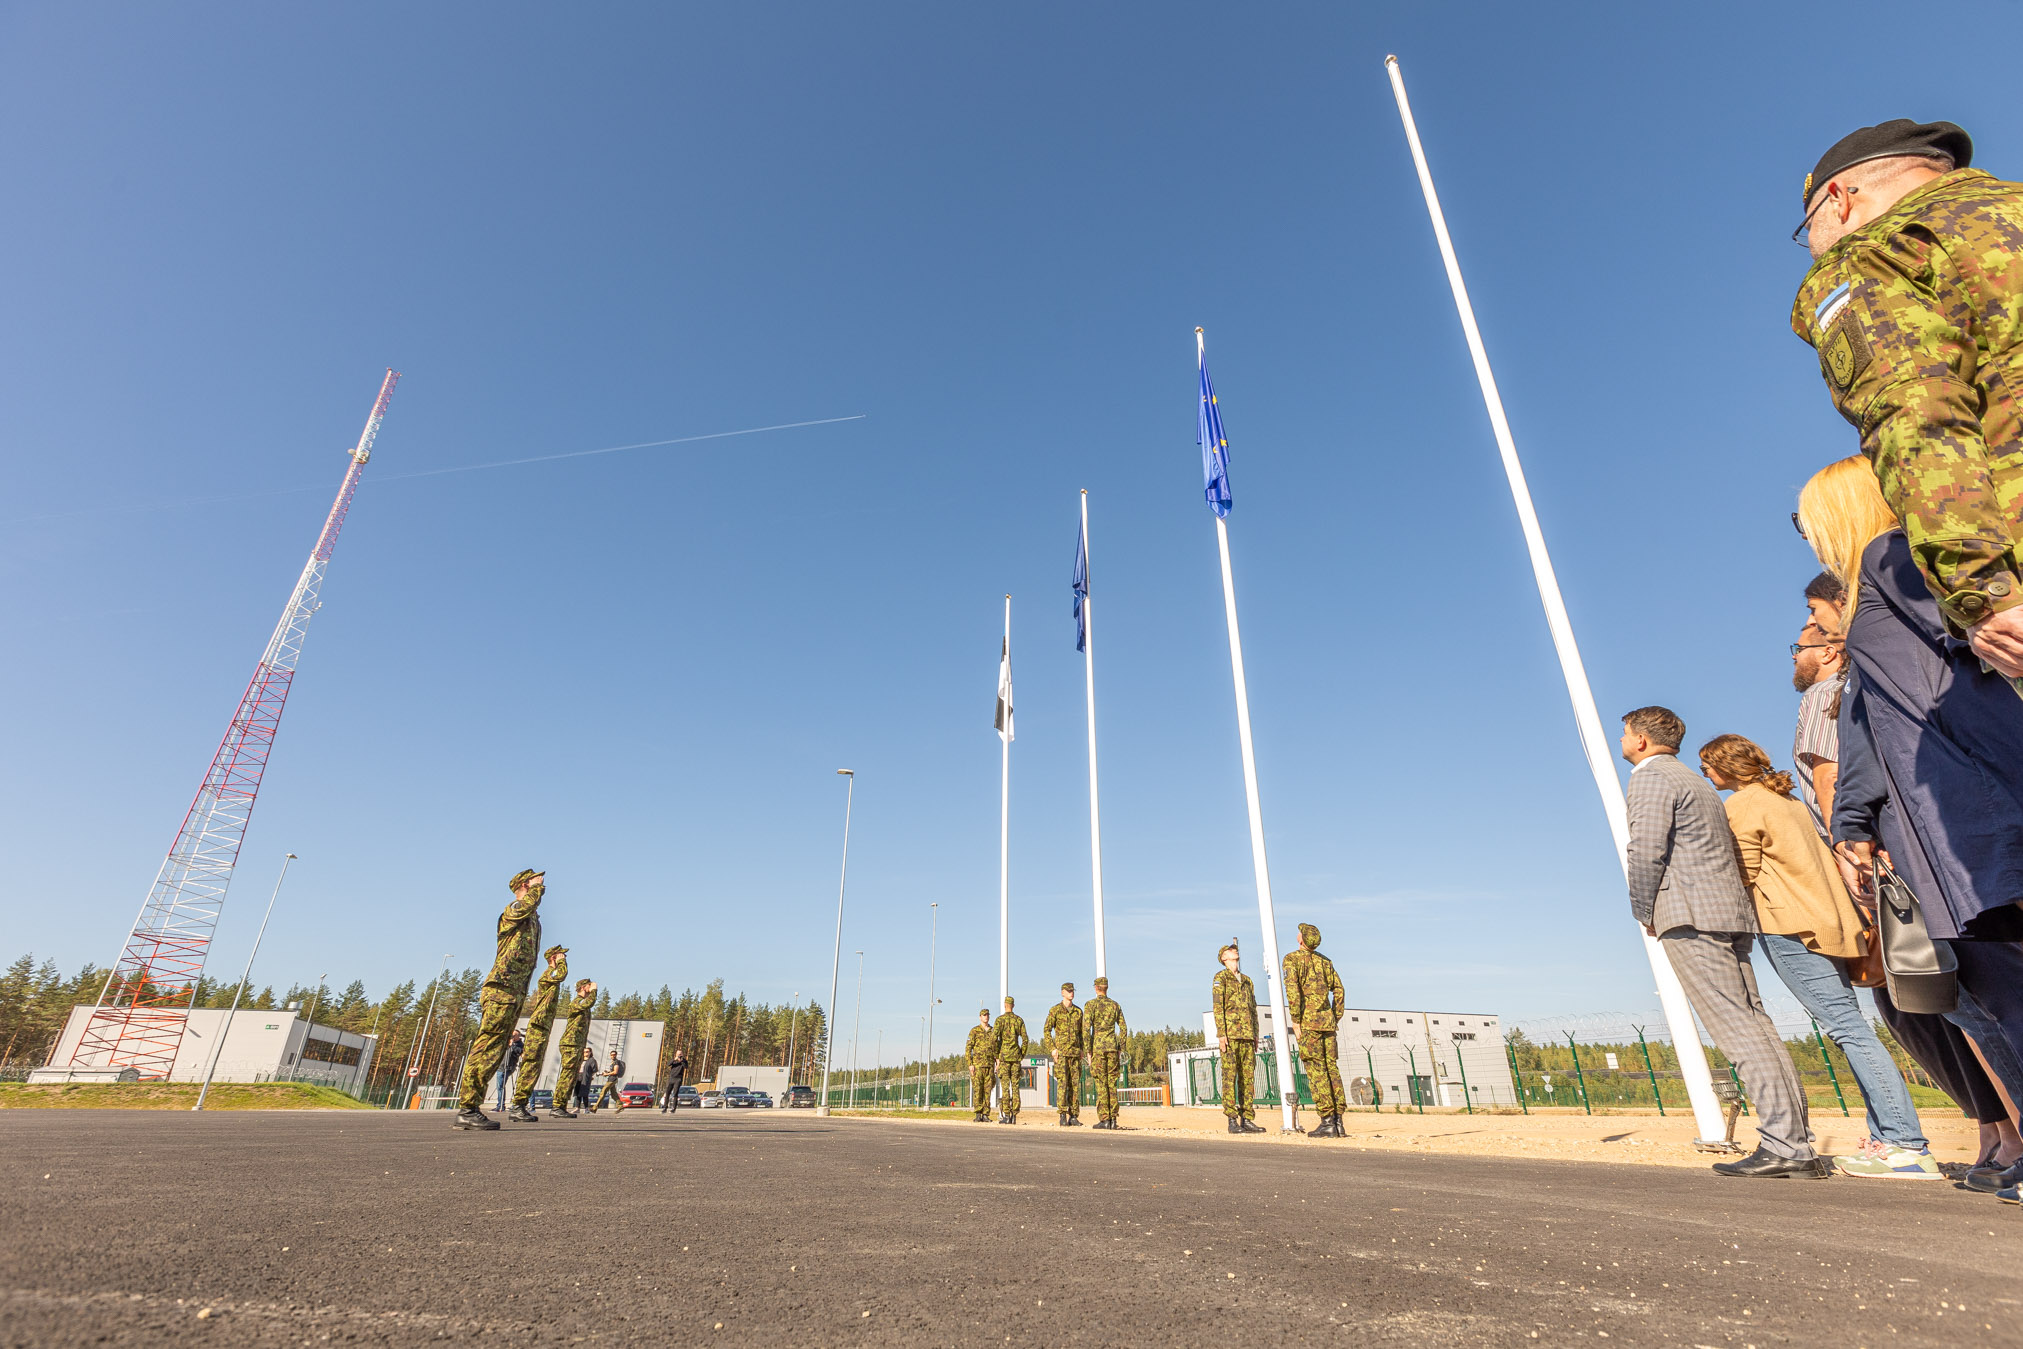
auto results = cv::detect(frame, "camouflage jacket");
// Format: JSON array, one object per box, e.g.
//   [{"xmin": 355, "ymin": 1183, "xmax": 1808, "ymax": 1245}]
[
  {"xmin": 993, "ymin": 1012, "xmax": 1029, "ymax": 1062},
  {"xmin": 522, "ymin": 956, "xmax": 568, "ymax": 1031},
  {"xmin": 965, "ymin": 1025, "xmax": 996, "ymax": 1067},
  {"xmin": 1282, "ymin": 949, "xmax": 1344, "ymax": 1033},
  {"xmin": 1792, "ymin": 169, "xmax": 2023, "ymax": 631},
  {"xmin": 557, "ymin": 991, "xmax": 596, "ymax": 1053},
  {"xmin": 1211, "ymin": 968, "xmax": 1258, "ymax": 1042},
  {"xmin": 1042, "ymin": 1003, "xmax": 1086, "ymax": 1059},
  {"xmin": 481, "ymin": 883, "xmax": 544, "ymax": 1004},
  {"xmin": 1084, "ymin": 994, "xmax": 1128, "ymax": 1052}
]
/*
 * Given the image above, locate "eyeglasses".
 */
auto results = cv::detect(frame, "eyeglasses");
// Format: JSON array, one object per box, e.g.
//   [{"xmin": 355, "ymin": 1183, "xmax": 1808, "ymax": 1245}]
[
  {"xmin": 1791, "ymin": 184, "xmax": 1859, "ymax": 247},
  {"xmin": 1790, "ymin": 512, "xmax": 1808, "ymax": 540},
  {"xmin": 1789, "ymin": 641, "xmax": 1836, "ymax": 656}
]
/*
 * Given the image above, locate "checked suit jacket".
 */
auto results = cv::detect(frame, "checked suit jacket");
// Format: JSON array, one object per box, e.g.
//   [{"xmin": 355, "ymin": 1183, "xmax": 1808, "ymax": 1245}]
[{"xmin": 1624, "ymin": 753, "xmax": 1758, "ymax": 936}]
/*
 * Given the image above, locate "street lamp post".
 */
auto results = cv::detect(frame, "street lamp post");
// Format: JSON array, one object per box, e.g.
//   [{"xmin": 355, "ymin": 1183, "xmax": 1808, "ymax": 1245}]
[
  {"xmin": 925, "ymin": 902, "xmax": 939, "ymax": 1109},
  {"xmin": 787, "ymin": 993, "xmax": 801, "ymax": 1086},
  {"xmin": 848, "ymin": 950, "xmax": 865, "ymax": 1109},
  {"xmin": 817, "ymin": 770, "xmax": 854, "ymax": 1117},
  {"xmin": 194, "ymin": 853, "xmax": 297, "ymax": 1111},
  {"xmin": 397, "ymin": 954, "xmax": 452, "ymax": 1110},
  {"xmin": 296, "ymin": 972, "xmax": 327, "ymax": 1083}
]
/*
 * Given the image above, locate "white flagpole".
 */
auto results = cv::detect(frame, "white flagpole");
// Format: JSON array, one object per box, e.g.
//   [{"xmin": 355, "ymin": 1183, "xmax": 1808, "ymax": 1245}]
[
  {"xmin": 1199, "ymin": 328, "xmax": 1300, "ymax": 1133},
  {"xmin": 999, "ymin": 594, "xmax": 1012, "ymax": 1009},
  {"xmin": 1383, "ymin": 55, "xmax": 1723, "ymax": 1141},
  {"xmin": 1081, "ymin": 491, "xmax": 1108, "ymax": 978}
]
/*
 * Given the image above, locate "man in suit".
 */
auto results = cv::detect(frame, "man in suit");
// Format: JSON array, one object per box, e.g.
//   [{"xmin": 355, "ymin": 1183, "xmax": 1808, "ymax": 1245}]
[{"xmin": 1622, "ymin": 705, "xmax": 1826, "ymax": 1179}]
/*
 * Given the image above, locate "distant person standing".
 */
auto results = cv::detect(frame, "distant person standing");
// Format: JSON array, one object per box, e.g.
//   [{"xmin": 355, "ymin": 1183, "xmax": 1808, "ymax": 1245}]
[
  {"xmin": 1282, "ymin": 924, "xmax": 1347, "ymax": 1139},
  {"xmin": 1083, "ymin": 976, "xmax": 1129, "ymax": 1130},
  {"xmin": 993, "ymin": 996, "xmax": 1029, "ymax": 1124},
  {"xmin": 1792, "ymin": 574, "xmax": 1850, "ymax": 836},
  {"xmin": 662, "ymin": 1048, "xmax": 689, "ymax": 1112},
  {"xmin": 508, "ymin": 946, "xmax": 568, "ymax": 1123},
  {"xmin": 1042, "ymin": 983, "xmax": 1087, "ymax": 1127},
  {"xmin": 1213, "ymin": 942, "xmax": 1264, "ymax": 1134},
  {"xmin": 965, "ymin": 1010, "xmax": 997, "ymax": 1123},
  {"xmin": 495, "ymin": 1030, "xmax": 525, "ymax": 1114},
  {"xmin": 550, "ymin": 978, "xmax": 597, "ymax": 1120},
  {"xmin": 1622, "ymin": 705, "xmax": 1824, "ymax": 1178},
  {"xmin": 573, "ymin": 1048, "xmax": 597, "ymax": 1112},
  {"xmin": 454, "ymin": 868, "xmax": 545, "ymax": 1131}
]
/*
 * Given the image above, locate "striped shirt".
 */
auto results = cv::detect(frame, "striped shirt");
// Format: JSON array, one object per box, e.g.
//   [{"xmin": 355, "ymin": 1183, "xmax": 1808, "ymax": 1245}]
[{"xmin": 1793, "ymin": 670, "xmax": 1845, "ymax": 837}]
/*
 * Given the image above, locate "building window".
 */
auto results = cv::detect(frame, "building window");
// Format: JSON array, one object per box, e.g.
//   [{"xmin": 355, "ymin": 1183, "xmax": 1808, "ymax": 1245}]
[
  {"xmin": 1452, "ymin": 1033, "xmax": 1475, "ymax": 1041},
  {"xmin": 1371, "ymin": 1029, "xmax": 1398, "ymax": 1039}
]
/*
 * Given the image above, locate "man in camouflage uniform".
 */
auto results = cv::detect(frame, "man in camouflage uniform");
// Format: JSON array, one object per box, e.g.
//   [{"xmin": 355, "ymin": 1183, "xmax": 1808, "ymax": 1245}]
[
  {"xmin": 993, "ymin": 995, "xmax": 1029, "ymax": 1124},
  {"xmin": 550, "ymin": 977, "xmax": 598, "ymax": 1119},
  {"xmin": 1283, "ymin": 923, "xmax": 1346, "ymax": 1138},
  {"xmin": 1212, "ymin": 941, "xmax": 1265, "ymax": 1134},
  {"xmin": 1791, "ymin": 119, "xmax": 2023, "ymax": 677},
  {"xmin": 1084, "ymin": 976, "xmax": 1129, "ymax": 1129},
  {"xmin": 1042, "ymin": 982, "xmax": 1087, "ymax": 1126},
  {"xmin": 965, "ymin": 1009, "xmax": 997, "ymax": 1122},
  {"xmin": 507, "ymin": 944, "xmax": 567, "ymax": 1122},
  {"xmin": 454, "ymin": 868, "xmax": 546, "ymax": 1130}
]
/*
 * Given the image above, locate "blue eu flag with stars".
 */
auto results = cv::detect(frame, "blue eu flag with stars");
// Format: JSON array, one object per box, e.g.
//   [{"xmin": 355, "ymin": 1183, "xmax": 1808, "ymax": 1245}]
[{"xmin": 1199, "ymin": 347, "xmax": 1231, "ymax": 518}]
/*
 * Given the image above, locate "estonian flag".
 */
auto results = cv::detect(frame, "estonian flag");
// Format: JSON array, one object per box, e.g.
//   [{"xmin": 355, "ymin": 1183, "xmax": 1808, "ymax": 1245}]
[
  {"xmin": 995, "ymin": 637, "xmax": 1015, "ymax": 743},
  {"xmin": 1071, "ymin": 520, "xmax": 1089, "ymax": 654},
  {"xmin": 1199, "ymin": 343, "xmax": 1232, "ymax": 518}
]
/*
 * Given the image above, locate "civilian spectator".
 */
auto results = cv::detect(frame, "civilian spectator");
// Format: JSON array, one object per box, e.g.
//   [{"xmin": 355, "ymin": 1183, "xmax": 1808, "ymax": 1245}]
[
  {"xmin": 1698, "ymin": 733, "xmax": 1934, "ymax": 1178},
  {"xmin": 495, "ymin": 1029, "xmax": 525, "ymax": 1114},
  {"xmin": 574, "ymin": 1050, "xmax": 597, "ymax": 1112},
  {"xmin": 594, "ymin": 1049, "xmax": 627, "ymax": 1112},
  {"xmin": 1792, "ymin": 572, "xmax": 1850, "ymax": 835},
  {"xmin": 662, "ymin": 1048, "xmax": 689, "ymax": 1112},
  {"xmin": 1621, "ymin": 705, "xmax": 1824, "ymax": 1178}
]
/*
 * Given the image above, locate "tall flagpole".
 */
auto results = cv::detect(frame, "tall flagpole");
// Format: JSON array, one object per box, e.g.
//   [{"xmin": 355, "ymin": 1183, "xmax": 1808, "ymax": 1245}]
[
  {"xmin": 1080, "ymin": 491, "xmax": 1108, "ymax": 977},
  {"xmin": 1199, "ymin": 328, "xmax": 1299, "ymax": 1133},
  {"xmin": 999, "ymin": 594, "xmax": 1012, "ymax": 1008},
  {"xmin": 1383, "ymin": 55, "xmax": 1723, "ymax": 1142}
]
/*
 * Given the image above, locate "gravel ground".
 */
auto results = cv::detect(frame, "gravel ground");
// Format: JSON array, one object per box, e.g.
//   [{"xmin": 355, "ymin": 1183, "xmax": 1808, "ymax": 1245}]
[{"xmin": 3, "ymin": 1107, "xmax": 2016, "ymax": 1346}]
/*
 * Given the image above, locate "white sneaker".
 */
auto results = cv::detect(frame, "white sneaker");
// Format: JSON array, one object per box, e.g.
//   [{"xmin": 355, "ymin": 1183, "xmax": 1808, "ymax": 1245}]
[{"xmin": 1837, "ymin": 1145, "xmax": 1942, "ymax": 1180}]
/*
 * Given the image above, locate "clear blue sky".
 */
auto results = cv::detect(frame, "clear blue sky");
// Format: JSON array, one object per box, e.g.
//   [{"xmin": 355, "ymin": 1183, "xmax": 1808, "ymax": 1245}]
[{"xmin": 6, "ymin": 2, "xmax": 2019, "ymax": 1065}]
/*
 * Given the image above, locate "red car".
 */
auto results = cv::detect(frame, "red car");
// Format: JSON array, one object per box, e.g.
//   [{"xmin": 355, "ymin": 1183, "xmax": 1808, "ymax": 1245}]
[{"xmin": 619, "ymin": 1082, "xmax": 656, "ymax": 1109}]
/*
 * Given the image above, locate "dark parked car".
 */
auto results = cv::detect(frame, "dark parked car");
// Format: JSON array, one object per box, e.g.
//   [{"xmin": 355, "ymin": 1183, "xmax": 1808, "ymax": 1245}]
[
  {"xmin": 723, "ymin": 1086, "xmax": 753, "ymax": 1108},
  {"xmin": 676, "ymin": 1085, "xmax": 701, "ymax": 1108},
  {"xmin": 620, "ymin": 1082, "xmax": 655, "ymax": 1109},
  {"xmin": 747, "ymin": 1091, "xmax": 773, "ymax": 1109},
  {"xmin": 783, "ymin": 1085, "xmax": 817, "ymax": 1109},
  {"xmin": 530, "ymin": 1089, "xmax": 553, "ymax": 1111}
]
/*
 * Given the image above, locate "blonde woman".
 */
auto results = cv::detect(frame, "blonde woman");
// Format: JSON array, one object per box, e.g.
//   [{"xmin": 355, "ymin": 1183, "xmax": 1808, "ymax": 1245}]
[{"xmin": 1699, "ymin": 734, "xmax": 1934, "ymax": 1179}]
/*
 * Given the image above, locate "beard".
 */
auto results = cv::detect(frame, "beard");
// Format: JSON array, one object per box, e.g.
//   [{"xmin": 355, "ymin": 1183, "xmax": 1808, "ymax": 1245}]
[{"xmin": 1792, "ymin": 661, "xmax": 1820, "ymax": 693}]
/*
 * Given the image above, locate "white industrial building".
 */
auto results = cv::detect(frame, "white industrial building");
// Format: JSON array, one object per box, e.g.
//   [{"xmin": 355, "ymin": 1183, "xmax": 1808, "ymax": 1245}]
[
  {"xmin": 42, "ymin": 1005, "xmax": 377, "ymax": 1093},
  {"xmin": 511, "ymin": 1015, "xmax": 664, "ymax": 1100},
  {"xmin": 1170, "ymin": 1006, "xmax": 1515, "ymax": 1110}
]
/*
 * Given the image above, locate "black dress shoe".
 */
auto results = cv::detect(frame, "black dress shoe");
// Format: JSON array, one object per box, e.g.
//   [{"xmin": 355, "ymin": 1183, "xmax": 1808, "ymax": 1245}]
[
  {"xmin": 1965, "ymin": 1159, "xmax": 2023, "ymax": 1194},
  {"xmin": 1711, "ymin": 1146, "xmax": 1831, "ymax": 1178},
  {"xmin": 453, "ymin": 1109, "xmax": 500, "ymax": 1131}
]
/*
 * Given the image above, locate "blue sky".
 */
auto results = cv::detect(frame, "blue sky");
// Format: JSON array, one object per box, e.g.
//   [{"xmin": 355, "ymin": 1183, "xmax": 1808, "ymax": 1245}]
[{"xmin": 6, "ymin": 2, "xmax": 2019, "ymax": 1067}]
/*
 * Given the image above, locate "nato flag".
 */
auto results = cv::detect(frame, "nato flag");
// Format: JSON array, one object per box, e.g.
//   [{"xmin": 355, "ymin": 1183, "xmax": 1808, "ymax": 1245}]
[
  {"xmin": 1072, "ymin": 519, "xmax": 1089, "ymax": 653},
  {"xmin": 1199, "ymin": 350, "xmax": 1231, "ymax": 518}
]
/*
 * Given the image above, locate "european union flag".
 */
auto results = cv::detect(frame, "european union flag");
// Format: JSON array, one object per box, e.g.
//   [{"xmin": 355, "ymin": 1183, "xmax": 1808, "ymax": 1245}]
[
  {"xmin": 1072, "ymin": 519, "xmax": 1089, "ymax": 653},
  {"xmin": 1199, "ymin": 346, "xmax": 1231, "ymax": 518}
]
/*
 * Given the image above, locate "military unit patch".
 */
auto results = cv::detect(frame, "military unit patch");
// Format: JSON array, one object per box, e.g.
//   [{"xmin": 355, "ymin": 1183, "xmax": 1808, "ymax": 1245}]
[
  {"xmin": 1822, "ymin": 314, "xmax": 1872, "ymax": 391},
  {"xmin": 1814, "ymin": 281, "xmax": 1852, "ymax": 333}
]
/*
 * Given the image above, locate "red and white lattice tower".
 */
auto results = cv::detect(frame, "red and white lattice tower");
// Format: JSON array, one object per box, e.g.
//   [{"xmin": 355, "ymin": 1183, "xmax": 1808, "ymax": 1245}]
[{"xmin": 69, "ymin": 370, "xmax": 401, "ymax": 1079}]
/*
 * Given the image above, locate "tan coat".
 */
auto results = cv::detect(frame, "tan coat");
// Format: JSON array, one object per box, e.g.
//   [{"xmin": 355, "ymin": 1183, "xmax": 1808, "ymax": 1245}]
[{"xmin": 1722, "ymin": 782, "xmax": 1868, "ymax": 958}]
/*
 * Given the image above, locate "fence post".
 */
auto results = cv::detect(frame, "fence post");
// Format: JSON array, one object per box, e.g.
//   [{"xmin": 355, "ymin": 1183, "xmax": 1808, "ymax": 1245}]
[
  {"xmin": 1405, "ymin": 1046, "xmax": 1425, "ymax": 1114},
  {"xmin": 1365, "ymin": 1047, "xmax": 1381, "ymax": 1113},
  {"xmin": 1452, "ymin": 1038, "xmax": 1473, "ymax": 1114},
  {"xmin": 1632, "ymin": 1025, "xmax": 1666, "ymax": 1117},
  {"xmin": 1727, "ymin": 1063, "xmax": 1750, "ymax": 1115},
  {"xmin": 1504, "ymin": 1037, "xmax": 1529, "ymax": 1115},
  {"xmin": 1811, "ymin": 1019, "xmax": 1850, "ymax": 1118},
  {"xmin": 1566, "ymin": 1033, "xmax": 1591, "ymax": 1115}
]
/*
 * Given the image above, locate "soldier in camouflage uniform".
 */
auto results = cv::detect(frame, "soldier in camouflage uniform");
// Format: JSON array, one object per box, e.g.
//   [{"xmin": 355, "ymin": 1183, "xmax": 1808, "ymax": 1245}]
[
  {"xmin": 1283, "ymin": 923, "xmax": 1346, "ymax": 1138},
  {"xmin": 550, "ymin": 977, "xmax": 598, "ymax": 1119},
  {"xmin": 1083, "ymin": 976, "xmax": 1128, "ymax": 1129},
  {"xmin": 454, "ymin": 869, "xmax": 546, "ymax": 1129},
  {"xmin": 1042, "ymin": 982, "xmax": 1087, "ymax": 1126},
  {"xmin": 993, "ymin": 995, "xmax": 1029, "ymax": 1123},
  {"xmin": 1791, "ymin": 119, "xmax": 2023, "ymax": 677},
  {"xmin": 507, "ymin": 944, "xmax": 568, "ymax": 1122},
  {"xmin": 1212, "ymin": 941, "xmax": 1265, "ymax": 1134},
  {"xmin": 965, "ymin": 1009, "xmax": 997, "ymax": 1122}
]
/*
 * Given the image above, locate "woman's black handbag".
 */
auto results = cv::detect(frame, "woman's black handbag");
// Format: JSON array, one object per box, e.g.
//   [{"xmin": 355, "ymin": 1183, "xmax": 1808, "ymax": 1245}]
[{"xmin": 1876, "ymin": 857, "xmax": 1958, "ymax": 1015}]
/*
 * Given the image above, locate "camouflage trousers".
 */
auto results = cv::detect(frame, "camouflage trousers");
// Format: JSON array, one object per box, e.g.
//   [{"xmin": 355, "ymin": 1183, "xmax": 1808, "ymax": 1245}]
[
  {"xmin": 1053, "ymin": 1055, "xmax": 1083, "ymax": 1119},
  {"xmin": 457, "ymin": 992, "xmax": 524, "ymax": 1112},
  {"xmin": 1091, "ymin": 1047, "xmax": 1122, "ymax": 1120},
  {"xmin": 969, "ymin": 1062, "xmax": 997, "ymax": 1116},
  {"xmin": 554, "ymin": 1033, "xmax": 590, "ymax": 1110},
  {"xmin": 998, "ymin": 1061, "xmax": 1023, "ymax": 1118},
  {"xmin": 1300, "ymin": 1029, "xmax": 1345, "ymax": 1116},
  {"xmin": 1221, "ymin": 1041, "xmax": 1256, "ymax": 1119},
  {"xmin": 510, "ymin": 1013, "xmax": 556, "ymax": 1108}
]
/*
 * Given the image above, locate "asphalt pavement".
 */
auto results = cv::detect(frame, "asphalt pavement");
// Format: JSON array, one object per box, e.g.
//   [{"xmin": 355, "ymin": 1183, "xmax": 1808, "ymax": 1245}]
[{"xmin": 3, "ymin": 1107, "xmax": 2018, "ymax": 1346}]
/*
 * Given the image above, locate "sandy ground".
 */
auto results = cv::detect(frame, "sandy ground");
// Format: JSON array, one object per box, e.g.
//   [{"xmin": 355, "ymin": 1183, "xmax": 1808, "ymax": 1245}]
[{"xmin": 838, "ymin": 1102, "xmax": 1987, "ymax": 1170}]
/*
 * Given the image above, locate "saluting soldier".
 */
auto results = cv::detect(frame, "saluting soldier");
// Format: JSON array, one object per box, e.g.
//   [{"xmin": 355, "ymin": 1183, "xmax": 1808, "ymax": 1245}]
[
  {"xmin": 1212, "ymin": 942, "xmax": 1265, "ymax": 1134},
  {"xmin": 1042, "ymin": 983, "xmax": 1088, "ymax": 1127},
  {"xmin": 549, "ymin": 977, "xmax": 598, "ymax": 1119},
  {"xmin": 993, "ymin": 995, "xmax": 1029, "ymax": 1124},
  {"xmin": 1283, "ymin": 923, "xmax": 1347, "ymax": 1138},
  {"xmin": 1083, "ymin": 976, "xmax": 1129, "ymax": 1130},
  {"xmin": 1790, "ymin": 118, "xmax": 2023, "ymax": 677},
  {"xmin": 965, "ymin": 1009, "xmax": 997, "ymax": 1123},
  {"xmin": 454, "ymin": 868, "xmax": 546, "ymax": 1130},
  {"xmin": 507, "ymin": 944, "xmax": 568, "ymax": 1122}
]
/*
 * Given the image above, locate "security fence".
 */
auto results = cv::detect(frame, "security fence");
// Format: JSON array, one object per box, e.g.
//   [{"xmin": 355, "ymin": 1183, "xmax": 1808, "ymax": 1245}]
[{"xmin": 825, "ymin": 1062, "xmax": 1154, "ymax": 1110}]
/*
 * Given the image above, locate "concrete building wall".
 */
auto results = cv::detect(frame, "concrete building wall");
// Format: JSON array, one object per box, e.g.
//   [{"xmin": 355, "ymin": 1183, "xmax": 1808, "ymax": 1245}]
[
  {"xmin": 48, "ymin": 1006, "xmax": 377, "ymax": 1092},
  {"xmin": 1178, "ymin": 1006, "xmax": 1515, "ymax": 1108},
  {"xmin": 511, "ymin": 1017, "xmax": 666, "ymax": 1097}
]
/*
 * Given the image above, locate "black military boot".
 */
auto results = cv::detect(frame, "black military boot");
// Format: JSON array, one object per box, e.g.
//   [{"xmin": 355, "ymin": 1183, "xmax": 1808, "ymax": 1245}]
[
  {"xmin": 1065, "ymin": 1114, "xmax": 1081, "ymax": 1126},
  {"xmin": 1058, "ymin": 1110, "xmax": 1068, "ymax": 1126},
  {"xmin": 1227, "ymin": 1116, "xmax": 1243, "ymax": 1133},
  {"xmin": 453, "ymin": 1108, "xmax": 499, "ymax": 1131},
  {"xmin": 506, "ymin": 1105, "xmax": 539, "ymax": 1124},
  {"xmin": 549, "ymin": 1104, "xmax": 578, "ymax": 1120},
  {"xmin": 1239, "ymin": 1117, "xmax": 1267, "ymax": 1133}
]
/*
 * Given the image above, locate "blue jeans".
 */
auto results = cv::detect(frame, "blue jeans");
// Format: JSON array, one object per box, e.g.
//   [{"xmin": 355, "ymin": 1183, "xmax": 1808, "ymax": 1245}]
[{"xmin": 1758, "ymin": 933, "xmax": 1927, "ymax": 1151}]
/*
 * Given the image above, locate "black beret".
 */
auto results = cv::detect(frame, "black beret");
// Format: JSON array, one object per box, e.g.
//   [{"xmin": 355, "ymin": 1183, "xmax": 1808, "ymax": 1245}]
[{"xmin": 1805, "ymin": 119, "xmax": 1971, "ymax": 209}]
